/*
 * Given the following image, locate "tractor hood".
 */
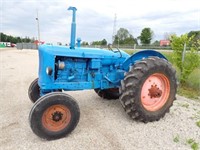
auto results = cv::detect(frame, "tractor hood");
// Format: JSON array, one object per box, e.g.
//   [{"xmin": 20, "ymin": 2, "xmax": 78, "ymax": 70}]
[{"xmin": 39, "ymin": 44, "xmax": 130, "ymax": 59}]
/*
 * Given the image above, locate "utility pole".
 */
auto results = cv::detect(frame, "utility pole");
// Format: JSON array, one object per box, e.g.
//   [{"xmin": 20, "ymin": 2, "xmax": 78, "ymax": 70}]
[
  {"xmin": 36, "ymin": 9, "xmax": 40, "ymax": 44},
  {"xmin": 112, "ymin": 13, "xmax": 117, "ymax": 44}
]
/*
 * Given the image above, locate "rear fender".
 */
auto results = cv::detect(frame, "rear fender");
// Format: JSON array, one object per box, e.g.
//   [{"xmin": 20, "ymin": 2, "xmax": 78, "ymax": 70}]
[{"xmin": 122, "ymin": 50, "xmax": 167, "ymax": 71}]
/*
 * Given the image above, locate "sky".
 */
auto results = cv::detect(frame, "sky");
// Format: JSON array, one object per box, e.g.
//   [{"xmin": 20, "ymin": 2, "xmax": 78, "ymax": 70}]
[{"xmin": 1, "ymin": 0, "xmax": 200, "ymax": 45}]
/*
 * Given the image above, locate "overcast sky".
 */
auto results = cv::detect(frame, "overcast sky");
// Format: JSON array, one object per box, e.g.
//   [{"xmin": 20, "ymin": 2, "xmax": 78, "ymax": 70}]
[{"xmin": 1, "ymin": 0, "xmax": 200, "ymax": 44}]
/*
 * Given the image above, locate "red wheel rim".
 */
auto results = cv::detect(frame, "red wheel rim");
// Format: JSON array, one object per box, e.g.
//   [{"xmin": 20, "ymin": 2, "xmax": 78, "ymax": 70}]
[
  {"xmin": 141, "ymin": 73, "xmax": 170, "ymax": 111},
  {"xmin": 42, "ymin": 104, "xmax": 71, "ymax": 132}
]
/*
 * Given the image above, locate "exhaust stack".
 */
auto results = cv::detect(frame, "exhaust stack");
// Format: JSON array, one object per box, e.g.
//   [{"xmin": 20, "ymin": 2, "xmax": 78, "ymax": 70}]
[{"xmin": 68, "ymin": 7, "xmax": 77, "ymax": 49}]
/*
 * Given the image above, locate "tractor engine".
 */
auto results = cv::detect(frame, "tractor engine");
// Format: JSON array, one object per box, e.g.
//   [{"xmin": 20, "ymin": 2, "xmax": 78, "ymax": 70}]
[{"xmin": 38, "ymin": 45, "xmax": 129, "ymax": 91}]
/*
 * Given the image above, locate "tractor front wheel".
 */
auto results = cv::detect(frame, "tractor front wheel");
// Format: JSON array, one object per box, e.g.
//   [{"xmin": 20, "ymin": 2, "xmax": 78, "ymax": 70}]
[
  {"xmin": 29, "ymin": 92, "xmax": 80, "ymax": 140},
  {"xmin": 120, "ymin": 57, "xmax": 177, "ymax": 122},
  {"xmin": 94, "ymin": 88, "xmax": 120, "ymax": 100},
  {"xmin": 28, "ymin": 78, "xmax": 40, "ymax": 103}
]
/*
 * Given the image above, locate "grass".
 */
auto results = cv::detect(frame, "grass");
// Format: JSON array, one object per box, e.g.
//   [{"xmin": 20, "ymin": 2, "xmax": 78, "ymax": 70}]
[
  {"xmin": 191, "ymin": 112, "xmax": 200, "ymax": 120},
  {"xmin": 196, "ymin": 121, "xmax": 200, "ymax": 128},
  {"xmin": 187, "ymin": 139, "xmax": 199, "ymax": 150},
  {"xmin": 179, "ymin": 103, "xmax": 189, "ymax": 108},
  {"xmin": 123, "ymin": 49, "xmax": 200, "ymax": 101},
  {"xmin": 178, "ymin": 86, "xmax": 200, "ymax": 100},
  {"xmin": 186, "ymin": 68, "xmax": 200, "ymax": 90},
  {"xmin": 173, "ymin": 135, "xmax": 180, "ymax": 143},
  {"xmin": 173, "ymin": 135, "xmax": 199, "ymax": 150},
  {"xmin": 164, "ymin": 52, "xmax": 200, "ymax": 100}
]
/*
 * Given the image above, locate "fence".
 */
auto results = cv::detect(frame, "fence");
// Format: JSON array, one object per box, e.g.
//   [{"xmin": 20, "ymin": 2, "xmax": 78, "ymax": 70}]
[
  {"xmin": 81, "ymin": 44, "xmax": 173, "ymax": 50},
  {"xmin": 16, "ymin": 43, "xmax": 38, "ymax": 50}
]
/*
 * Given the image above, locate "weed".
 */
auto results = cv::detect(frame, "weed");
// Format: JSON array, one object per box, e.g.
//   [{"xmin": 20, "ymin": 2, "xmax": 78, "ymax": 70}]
[
  {"xmin": 191, "ymin": 114, "xmax": 200, "ymax": 120},
  {"xmin": 187, "ymin": 139, "xmax": 195, "ymax": 144},
  {"xmin": 191, "ymin": 142, "xmax": 199, "ymax": 150},
  {"xmin": 196, "ymin": 121, "xmax": 200, "ymax": 128},
  {"xmin": 187, "ymin": 138, "xmax": 199, "ymax": 150},
  {"xmin": 179, "ymin": 103, "xmax": 189, "ymax": 108},
  {"xmin": 173, "ymin": 135, "xmax": 180, "ymax": 143}
]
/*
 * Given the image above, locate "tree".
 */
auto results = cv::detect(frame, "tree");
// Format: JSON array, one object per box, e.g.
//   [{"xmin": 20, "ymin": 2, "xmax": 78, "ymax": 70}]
[
  {"xmin": 139, "ymin": 28, "xmax": 153, "ymax": 45},
  {"xmin": 163, "ymin": 32, "xmax": 176, "ymax": 40},
  {"xmin": 171, "ymin": 34, "xmax": 200, "ymax": 84},
  {"xmin": 188, "ymin": 31, "xmax": 200, "ymax": 40},
  {"xmin": 152, "ymin": 40, "xmax": 160, "ymax": 46},
  {"xmin": 101, "ymin": 39, "xmax": 107, "ymax": 46},
  {"xmin": 113, "ymin": 28, "xmax": 137, "ymax": 45},
  {"xmin": 81, "ymin": 41, "xmax": 89, "ymax": 46},
  {"xmin": 91, "ymin": 39, "xmax": 108, "ymax": 46},
  {"xmin": 116, "ymin": 28, "xmax": 129, "ymax": 41},
  {"xmin": 0, "ymin": 33, "xmax": 6, "ymax": 41},
  {"xmin": 0, "ymin": 32, "xmax": 35, "ymax": 43},
  {"xmin": 188, "ymin": 31, "xmax": 200, "ymax": 50}
]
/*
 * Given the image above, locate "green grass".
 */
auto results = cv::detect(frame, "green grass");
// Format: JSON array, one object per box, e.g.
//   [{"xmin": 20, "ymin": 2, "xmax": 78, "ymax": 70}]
[
  {"xmin": 173, "ymin": 135, "xmax": 199, "ymax": 149},
  {"xmin": 178, "ymin": 86, "xmax": 200, "ymax": 100},
  {"xmin": 173, "ymin": 135, "xmax": 180, "ymax": 143},
  {"xmin": 187, "ymin": 68, "xmax": 200, "ymax": 90},
  {"xmin": 123, "ymin": 49, "xmax": 200, "ymax": 100},
  {"xmin": 196, "ymin": 121, "xmax": 200, "ymax": 128},
  {"xmin": 161, "ymin": 52, "xmax": 174, "ymax": 63},
  {"xmin": 187, "ymin": 139, "xmax": 199, "ymax": 150}
]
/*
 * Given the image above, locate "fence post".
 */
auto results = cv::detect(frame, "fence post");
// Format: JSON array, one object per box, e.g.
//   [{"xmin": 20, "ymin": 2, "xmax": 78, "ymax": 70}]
[{"xmin": 182, "ymin": 43, "xmax": 186, "ymax": 63}]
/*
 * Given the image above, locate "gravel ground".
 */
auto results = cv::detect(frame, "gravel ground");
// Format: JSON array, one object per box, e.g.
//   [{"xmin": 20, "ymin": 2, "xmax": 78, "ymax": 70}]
[{"xmin": 0, "ymin": 48, "xmax": 200, "ymax": 150}]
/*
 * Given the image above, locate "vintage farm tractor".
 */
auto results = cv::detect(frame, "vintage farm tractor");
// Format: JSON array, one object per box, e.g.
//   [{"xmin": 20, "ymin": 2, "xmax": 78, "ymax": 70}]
[{"xmin": 28, "ymin": 7, "xmax": 177, "ymax": 140}]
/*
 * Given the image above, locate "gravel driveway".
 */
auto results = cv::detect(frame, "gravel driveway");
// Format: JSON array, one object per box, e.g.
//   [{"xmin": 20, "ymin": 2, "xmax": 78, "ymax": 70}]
[{"xmin": 0, "ymin": 49, "xmax": 199, "ymax": 150}]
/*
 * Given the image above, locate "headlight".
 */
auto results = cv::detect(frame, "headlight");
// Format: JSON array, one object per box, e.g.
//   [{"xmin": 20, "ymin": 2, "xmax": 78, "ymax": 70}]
[{"xmin": 46, "ymin": 67, "xmax": 53, "ymax": 75}]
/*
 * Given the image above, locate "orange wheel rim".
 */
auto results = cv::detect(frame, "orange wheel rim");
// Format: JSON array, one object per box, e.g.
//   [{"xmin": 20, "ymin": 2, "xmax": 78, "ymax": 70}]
[
  {"xmin": 141, "ymin": 73, "xmax": 170, "ymax": 111},
  {"xmin": 42, "ymin": 104, "xmax": 71, "ymax": 132}
]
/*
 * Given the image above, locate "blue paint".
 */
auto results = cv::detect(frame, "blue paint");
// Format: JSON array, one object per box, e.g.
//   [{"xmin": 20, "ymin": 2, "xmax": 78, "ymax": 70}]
[
  {"xmin": 77, "ymin": 38, "xmax": 81, "ymax": 47},
  {"xmin": 37, "ymin": 6, "xmax": 168, "ymax": 96},
  {"xmin": 68, "ymin": 7, "xmax": 77, "ymax": 49},
  {"xmin": 122, "ymin": 50, "xmax": 167, "ymax": 71}
]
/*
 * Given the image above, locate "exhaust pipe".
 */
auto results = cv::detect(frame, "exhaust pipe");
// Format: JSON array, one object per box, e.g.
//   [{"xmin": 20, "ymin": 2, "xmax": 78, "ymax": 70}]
[{"xmin": 68, "ymin": 6, "xmax": 77, "ymax": 49}]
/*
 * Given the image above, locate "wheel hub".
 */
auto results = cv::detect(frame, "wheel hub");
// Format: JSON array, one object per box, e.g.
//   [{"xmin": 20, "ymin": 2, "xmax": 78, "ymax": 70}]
[
  {"xmin": 148, "ymin": 84, "xmax": 162, "ymax": 98},
  {"xmin": 52, "ymin": 111, "xmax": 63, "ymax": 122},
  {"xmin": 141, "ymin": 73, "xmax": 170, "ymax": 111}
]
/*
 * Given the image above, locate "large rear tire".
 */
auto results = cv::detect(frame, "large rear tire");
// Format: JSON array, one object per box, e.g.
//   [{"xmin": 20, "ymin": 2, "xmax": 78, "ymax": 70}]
[
  {"xmin": 120, "ymin": 57, "xmax": 177, "ymax": 122},
  {"xmin": 29, "ymin": 92, "xmax": 80, "ymax": 140},
  {"xmin": 94, "ymin": 88, "xmax": 120, "ymax": 100}
]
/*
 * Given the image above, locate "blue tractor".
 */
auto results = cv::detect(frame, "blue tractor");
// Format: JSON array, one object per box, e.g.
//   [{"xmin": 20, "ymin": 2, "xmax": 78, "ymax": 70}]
[{"xmin": 28, "ymin": 7, "xmax": 177, "ymax": 140}]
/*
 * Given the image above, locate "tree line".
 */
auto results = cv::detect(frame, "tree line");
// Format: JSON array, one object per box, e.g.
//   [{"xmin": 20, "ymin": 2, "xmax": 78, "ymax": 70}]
[
  {"xmin": 85, "ymin": 28, "xmax": 200, "ymax": 47},
  {"xmin": 83, "ymin": 27, "xmax": 154, "ymax": 46},
  {"xmin": 1, "ymin": 29, "xmax": 199, "ymax": 47},
  {"xmin": 0, "ymin": 32, "xmax": 36, "ymax": 44}
]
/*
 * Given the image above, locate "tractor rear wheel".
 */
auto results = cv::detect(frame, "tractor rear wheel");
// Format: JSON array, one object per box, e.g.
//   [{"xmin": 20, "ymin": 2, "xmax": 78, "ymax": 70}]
[
  {"xmin": 28, "ymin": 78, "xmax": 40, "ymax": 103},
  {"xmin": 94, "ymin": 88, "xmax": 120, "ymax": 100},
  {"xmin": 120, "ymin": 57, "xmax": 177, "ymax": 122},
  {"xmin": 29, "ymin": 92, "xmax": 80, "ymax": 140}
]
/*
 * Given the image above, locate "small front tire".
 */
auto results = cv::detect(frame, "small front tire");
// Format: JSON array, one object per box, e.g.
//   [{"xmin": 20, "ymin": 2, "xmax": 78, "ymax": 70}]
[
  {"xmin": 29, "ymin": 92, "xmax": 80, "ymax": 140},
  {"xmin": 28, "ymin": 78, "xmax": 40, "ymax": 103}
]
